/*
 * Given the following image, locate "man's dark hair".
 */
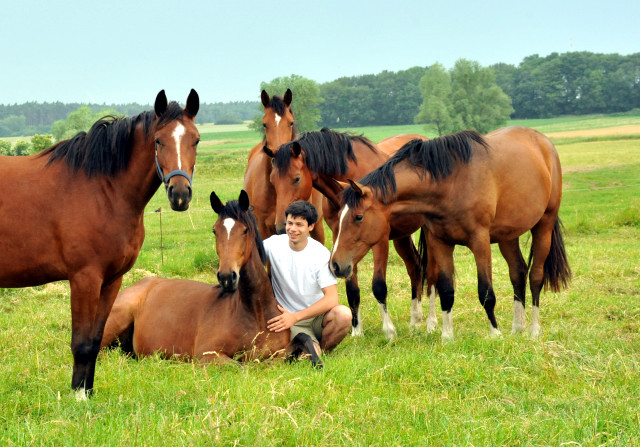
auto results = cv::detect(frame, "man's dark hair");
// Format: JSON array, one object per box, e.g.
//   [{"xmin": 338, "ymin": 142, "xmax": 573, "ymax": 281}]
[{"xmin": 285, "ymin": 201, "xmax": 318, "ymax": 225}]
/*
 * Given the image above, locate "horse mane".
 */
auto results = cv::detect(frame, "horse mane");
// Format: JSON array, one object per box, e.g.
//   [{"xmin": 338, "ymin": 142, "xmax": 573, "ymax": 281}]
[
  {"xmin": 273, "ymin": 127, "xmax": 378, "ymax": 176},
  {"xmin": 39, "ymin": 101, "xmax": 187, "ymax": 177},
  {"xmin": 217, "ymin": 200, "xmax": 267, "ymax": 265},
  {"xmin": 343, "ymin": 130, "xmax": 488, "ymax": 206}
]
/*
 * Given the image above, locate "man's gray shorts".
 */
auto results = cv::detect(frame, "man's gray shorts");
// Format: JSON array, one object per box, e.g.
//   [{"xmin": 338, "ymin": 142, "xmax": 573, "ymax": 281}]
[{"xmin": 290, "ymin": 314, "xmax": 325, "ymax": 344}]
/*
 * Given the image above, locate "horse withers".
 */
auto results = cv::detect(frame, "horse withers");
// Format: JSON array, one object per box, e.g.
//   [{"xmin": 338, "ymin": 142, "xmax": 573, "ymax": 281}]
[
  {"xmin": 0, "ymin": 89, "xmax": 199, "ymax": 396},
  {"xmin": 331, "ymin": 127, "xmax": 571, "ymax": 340},
  {"xmin": 101, "ymin": 190, "xmax": 290, "ymax": 362}
]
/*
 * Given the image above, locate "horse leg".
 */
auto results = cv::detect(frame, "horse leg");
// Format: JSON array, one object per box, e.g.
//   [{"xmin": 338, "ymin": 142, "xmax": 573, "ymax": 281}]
[
  {"xmin": 70, "ymin": 271, "xmax": 122, "ymax": 397},
  {"xmin": 345, "ymin": 265, "xmax": 363, "ymax": 336},
  {"xmin": 100, "ymin": 279, "xmax": 151, "ymax": 353},
  {"xmin": 424, "ymin": 234, "xmax": 440, "ymax": 333},
  {"xmin": 528, "ymin": 216, "xmax": 556, "ymax": 338},
  {"xmin": 391, "ymin": 236, "xmax": 424, "ymax": 329},
  {"xmin": 468, "ymin": 234, "xmax": 501, "ymax": 337},
  {"xmin": 430, "ymin": 238, "xmax": 456, "ymax": 341},
  {"xmin": 371, "ymin": 240, "xmax": 396, "ymax": 340},
  {"xmin": 498, "ymin": 239, "xmax": 528, "ymax": 334}
]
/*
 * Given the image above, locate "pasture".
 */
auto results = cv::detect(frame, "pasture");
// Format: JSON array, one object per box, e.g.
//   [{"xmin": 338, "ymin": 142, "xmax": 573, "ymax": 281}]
[{"xmin": 1, "ymin": 116, "xmax": 639, "ymax": 445}]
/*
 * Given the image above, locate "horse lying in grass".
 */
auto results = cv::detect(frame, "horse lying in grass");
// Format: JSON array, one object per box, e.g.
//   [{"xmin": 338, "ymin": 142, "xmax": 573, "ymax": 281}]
[{"xmin": 101, "ymin": 190, "xmax": 290, "ymax": 362}]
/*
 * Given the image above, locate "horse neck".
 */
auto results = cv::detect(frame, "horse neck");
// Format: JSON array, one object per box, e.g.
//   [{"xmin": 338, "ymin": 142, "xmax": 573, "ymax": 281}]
[
  {"xmin": 388, "ymin": 164, "xmax": 446, "ymax": 217},
  {"xmin": 117, "ymin": 126, "xmax": 162, "ymax": 212},
  {"xmin": 237, "ymin": 244, "xmax": 278, "ymax": 320},
  {"xmin": 345, "ymin": 141, "xmax": 388, "ymax": 180}
]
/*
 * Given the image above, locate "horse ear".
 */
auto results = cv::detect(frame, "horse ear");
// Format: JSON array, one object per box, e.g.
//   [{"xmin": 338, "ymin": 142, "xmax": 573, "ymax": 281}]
[
  {"xmin": 261, "ymin": 90, "xmax": 270, "ymax": 108},
  {"xmin": 347, "ymin": 179, "xmax": 364, "ymax": 197},
  {"xmin": 283, "ymin": 88, "xmax": 292, "ymax": 106},
  {"xmin": 333, "ymin": 179, "xmax": 349, "ymax": 192},
  {"xmin": 210, "ymin": 191, "xmax": 224, "ymax": 214},
  {"xmin": 239, "ymin": 190, "xmax": 250, "ymax": 211},
  {"xmin": 154, "ymin": 90, "xmax": 168, "ymax": 117},
  {"xmin": 292, "ymin": 141, "xmax": 302, "ymax": 158},
  {"xmin": 185, "ymin": 89, "xmax": 199, "ymax": 119},
  {"xmin": 263, "ymin": 146, "xmax": 275, "ymax": 158}
]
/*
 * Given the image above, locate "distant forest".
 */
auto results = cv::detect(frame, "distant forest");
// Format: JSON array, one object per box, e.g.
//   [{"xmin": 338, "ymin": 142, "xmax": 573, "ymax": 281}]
[{"xmin": 1, "ymin": 51, "xmax": 639, "ymax": 137}]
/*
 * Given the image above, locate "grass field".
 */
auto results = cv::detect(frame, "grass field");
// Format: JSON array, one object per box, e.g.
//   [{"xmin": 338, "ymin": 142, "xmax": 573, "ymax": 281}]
[{"xmin": 1, "ymin": 116, "xmax": 639, "ymax": 445}]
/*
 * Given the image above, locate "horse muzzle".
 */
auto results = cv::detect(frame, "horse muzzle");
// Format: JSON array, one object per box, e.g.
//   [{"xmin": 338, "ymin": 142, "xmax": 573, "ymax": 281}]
[
  {"xmin": 330, "ymin": 261, "xmax": 352, "ymax": 279},
  {"xmin": 166, "ymin": 179, "xmax": 192, "ymax": 211},
  {"xmin": 217, "ymin": 270, "xmax": 239, "ymax": 292}
]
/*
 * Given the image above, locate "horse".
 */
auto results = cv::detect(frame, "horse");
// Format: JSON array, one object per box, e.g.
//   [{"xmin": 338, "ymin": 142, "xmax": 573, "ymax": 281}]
[
  {"xmin": 267, "ymin": 128, "xmax": 436, "ymax": 339},
  {"xmin": 331, "ymin": 126, "xmax": 571, "ymax": 340},
  {"xmin": 101, "ymin": 190, "xmax": 290, "ymax": 362},
  {"xmin": 0, "ymin": 89, "xmax": 200, "ymax": 396},
  {"xmin": 243, "ymin": 89, "xmax": 324, "ymax": 242}
]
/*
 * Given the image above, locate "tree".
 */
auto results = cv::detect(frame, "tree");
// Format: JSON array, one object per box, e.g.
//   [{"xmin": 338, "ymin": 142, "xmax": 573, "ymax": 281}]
[
  {"xmin": 415, "ymin": 63, "xmax": 460, "ymax": 136},
  {"xmin": 249, "ymin": 74, "xmax": 323, "ymax": 133},
  {"xmin": 51, "ymin": 105, "xmax": 121, "ymax": 142},
  {"xmin": 450, "ymin": 59, "xmax": 514, "ymax": 133},
  {"xmin": 0, "ymin": 140, "xmax": 11, "ymax": 155},
  {"xmin": 12, "ymin": 140, "xmax": 31, "ymax": 156},
  {"xmin": 30, "ymin": 134, "xmax": 54, "ymax": 154}
]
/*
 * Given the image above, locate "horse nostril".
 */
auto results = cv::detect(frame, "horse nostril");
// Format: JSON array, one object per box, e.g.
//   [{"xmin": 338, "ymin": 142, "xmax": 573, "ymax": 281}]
[
  {"xmin": 232, "ymin": 271, "xmax": 237, "ymax": 282},
  {"xmin": 332, "ymin": 262, "xmax": 339, "ymax": 274}
]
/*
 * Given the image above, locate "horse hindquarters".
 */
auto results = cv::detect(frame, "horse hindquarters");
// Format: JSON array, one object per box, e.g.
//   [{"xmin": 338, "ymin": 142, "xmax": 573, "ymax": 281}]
[{"xmin": 100, "ymin": 278, "xmax": 155, "ymax": 352}]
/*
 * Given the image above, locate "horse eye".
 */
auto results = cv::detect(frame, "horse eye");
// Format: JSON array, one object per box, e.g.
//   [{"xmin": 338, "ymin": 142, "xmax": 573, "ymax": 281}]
[
  {"xmin": 243, "ymin": 228, "xmax": 248, "ymax": 235},
  {"xmin": 293, "ymin": 176, "xmax": 300, "ymax": 184},
  {"xmin": 354, "ymin": 215, "xmax": 364, "ymax": 222},
  {"xmin": 212, "ymin": 229, "xmax": 216, "ymax": 235},
  {"xmin": 155, "ymin": 138, "xmax": 162, "ymax": 146},
  {"xmin": 290, "ymin": 122, "xmax": 294, "ymax": 127},
  {"xmin": 263, "ymin": 123, "xmax": 267, "ymax": 128},
  {"xmin": 194, "ymin": 139, "xmax": 200, "ymax": 146}
]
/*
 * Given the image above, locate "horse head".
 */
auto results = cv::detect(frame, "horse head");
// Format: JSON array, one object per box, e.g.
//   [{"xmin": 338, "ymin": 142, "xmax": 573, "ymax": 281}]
[
  {"xmin": 330, "ymin": 180, "xmax": 391, "ymax": 278},
  {"xmin": 210, "ymin": 190, "xmax": 255, "ymax": 293},
  {"xmin": 261, "ymin": 89, "xmax": 295, "ymax": 154},
  {"xmin": 268, "ymin": 140, "xmax": 315, "ymax": 234},
  {"xmin": 154, "ymin": 89, "xmax": 200, "ymax": 211}
]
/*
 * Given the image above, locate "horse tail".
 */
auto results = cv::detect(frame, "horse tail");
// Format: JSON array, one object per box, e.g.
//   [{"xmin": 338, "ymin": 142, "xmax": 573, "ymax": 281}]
[
  {"xmin": 532, "ymin": 218, "xmax": 572, "ymax": 292},
  {"xmin": 417, "ymin": 227, "xmax": 429, "ymax": 288}
]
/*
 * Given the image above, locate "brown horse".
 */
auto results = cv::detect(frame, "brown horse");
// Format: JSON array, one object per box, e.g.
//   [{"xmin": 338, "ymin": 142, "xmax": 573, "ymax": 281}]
[
  {"xmin": 243, "ymin": 89, "xmax": 324, "ymax": 242},
  {"xmin": 101, "ymin": 190, "xmax": 290, "ymax": 362},
  {"xmin": 331, "ymin": 126, "xmax": 571, "ymax": 340},
  {"xmin": 267, "ymin": 128, "xmax": 435, "ymax": 339},
  {"xmin": 0, "ymin": 89, "xmax": 200, "ymax": 396}
]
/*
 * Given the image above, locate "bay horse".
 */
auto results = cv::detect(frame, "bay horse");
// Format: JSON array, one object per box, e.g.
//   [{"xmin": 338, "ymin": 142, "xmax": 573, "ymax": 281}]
[
  {"xmin": 101, "ymin": 190, "xmax": 290, "ymax": 362},
  {"xmin": 331, "ymin": 126, "xmax": 571, "ymax": 340},
  {"xmin": 0, "ymin": 89, "xmax": 200, "ymax": 396},
  {"xmin": 267, "ymin": 128, "xmax": 436, "ymax": 339},
  {"xmin": 243, "ymin": 89, "xmax": 324, "ymax": 242}
]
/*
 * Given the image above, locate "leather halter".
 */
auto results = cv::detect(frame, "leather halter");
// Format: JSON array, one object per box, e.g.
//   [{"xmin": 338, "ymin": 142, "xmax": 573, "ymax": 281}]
[{"xmin": 155, "ymin": 142, "xmax": 194, "ymax": 190}]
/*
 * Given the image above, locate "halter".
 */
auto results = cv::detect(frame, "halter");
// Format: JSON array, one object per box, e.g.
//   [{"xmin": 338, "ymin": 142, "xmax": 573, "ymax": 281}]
[{"xmin": 155, "ymin": 143, "xmax": 194, "ymax": 190}]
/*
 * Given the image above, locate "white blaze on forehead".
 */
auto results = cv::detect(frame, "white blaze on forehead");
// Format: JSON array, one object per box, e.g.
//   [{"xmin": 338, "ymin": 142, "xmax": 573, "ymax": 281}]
[
  {"xmin": 172, "ymin": 123, "xmax": 185, "ymax": 170},
  {"xmin": 222, "ymin": 218, "xmax": 236, "ymax": 240},
  {"xmin": 331, "ymin": 205, "xmax": 350, "ymax": 257},
  {"xmin": 275, "ymin": 113, "xmax": 282, "ymax": 127}
]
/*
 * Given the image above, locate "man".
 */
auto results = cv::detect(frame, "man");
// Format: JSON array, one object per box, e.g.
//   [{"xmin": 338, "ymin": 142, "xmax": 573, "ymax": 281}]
[{"xmin": 264, "ymin": 201, "xmax": 352, "ymax": 367}]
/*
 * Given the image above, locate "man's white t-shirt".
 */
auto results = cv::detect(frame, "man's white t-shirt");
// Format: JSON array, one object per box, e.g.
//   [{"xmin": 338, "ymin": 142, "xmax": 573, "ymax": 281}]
[{"xmin": 263, "ymin": 234, "xmax": 337, "ymax": 313}]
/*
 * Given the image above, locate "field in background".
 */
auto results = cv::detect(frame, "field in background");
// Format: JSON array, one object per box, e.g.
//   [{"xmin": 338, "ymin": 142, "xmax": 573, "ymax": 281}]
[{"xmin": 1, "ymin": 117, "xmax": 639, "ymax": 445}]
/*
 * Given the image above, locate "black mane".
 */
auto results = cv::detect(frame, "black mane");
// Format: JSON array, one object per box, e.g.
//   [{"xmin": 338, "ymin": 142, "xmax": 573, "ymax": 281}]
[
  {"xmin": 39, "ymin": 101, "xmax": 187, "ymax": 177},
  {"xmin": 273, "ymin": 128, "xmax": 378, "ymax": 176},
  {"xmin": 343, "ymin": 130, "xmax": 488, "ymax": 206},
  {"xmin": 217, "ymin": 200, "xmax": 267, "ymax": 265}
]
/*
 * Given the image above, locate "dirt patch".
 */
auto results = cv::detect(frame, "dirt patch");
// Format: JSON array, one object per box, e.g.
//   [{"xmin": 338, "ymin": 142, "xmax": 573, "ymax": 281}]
[{"xmin": 546, "ymin": 125, "xmax": 640, "ymax": 139}]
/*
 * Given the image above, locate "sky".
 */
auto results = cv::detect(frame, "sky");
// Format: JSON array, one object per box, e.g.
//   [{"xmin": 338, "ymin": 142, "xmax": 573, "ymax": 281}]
[{"xmin": 1, "ymin": 0, "xmax": 638, "ymax": 106}]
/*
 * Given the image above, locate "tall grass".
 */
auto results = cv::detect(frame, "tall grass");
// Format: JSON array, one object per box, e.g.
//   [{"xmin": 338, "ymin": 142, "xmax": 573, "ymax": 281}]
[{"xmin": 1, "ymin": 120, "xmax": 639, "ymax": 445}]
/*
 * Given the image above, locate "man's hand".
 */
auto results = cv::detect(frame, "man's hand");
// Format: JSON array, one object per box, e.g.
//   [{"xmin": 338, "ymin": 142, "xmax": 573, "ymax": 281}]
[{"xmin": 267, "ymin": 304, "xmax": 298, "ymax": 332}]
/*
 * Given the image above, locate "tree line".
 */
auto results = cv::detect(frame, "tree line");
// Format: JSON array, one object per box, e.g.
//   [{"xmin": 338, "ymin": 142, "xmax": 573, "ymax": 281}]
[{"xmin": 1, "ymin": 51, "xmax": 638, "ymax": 139}]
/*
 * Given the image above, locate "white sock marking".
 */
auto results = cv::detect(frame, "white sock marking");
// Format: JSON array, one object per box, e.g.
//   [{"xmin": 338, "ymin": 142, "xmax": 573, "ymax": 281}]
[
  {"xmin": 512, "ymin": 300, "xmax": 526, "ymax": 334},
  {"xmin": 442, "ymin": 310, "xmax": 454, "ymax": 341},
  {"xmin": 426, "ymin": 285, "xmax": 438, "ymax": 332},
  {"xmin": 378, "ymin": 302, "xmax": 397, "ymax": 340}
]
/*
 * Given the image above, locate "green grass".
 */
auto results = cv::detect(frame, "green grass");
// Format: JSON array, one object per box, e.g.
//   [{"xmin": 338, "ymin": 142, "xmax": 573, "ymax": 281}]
[{"xmin": 1, "ymin": 119, "xmax": 639, "ymax": 445}]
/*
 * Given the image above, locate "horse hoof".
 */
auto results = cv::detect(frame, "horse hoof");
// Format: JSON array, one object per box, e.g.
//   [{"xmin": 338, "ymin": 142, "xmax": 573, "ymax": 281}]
[
  {"xmin": 351, "ymin": 326, "xmax": 363, "ymax": 337},
  {"xmin": 426, "ymin": 318, "xmax": 438, "ymax": 334},
  {"xmin": 489, "ymin": 327, "xmax": 502, "ymax": 338}
]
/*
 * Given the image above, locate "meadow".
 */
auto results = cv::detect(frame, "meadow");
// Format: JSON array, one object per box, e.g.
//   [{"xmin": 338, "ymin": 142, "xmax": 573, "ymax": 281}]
[{"xmin": 1, "ymin": 115, "xmax": 639, "ymax": 446}]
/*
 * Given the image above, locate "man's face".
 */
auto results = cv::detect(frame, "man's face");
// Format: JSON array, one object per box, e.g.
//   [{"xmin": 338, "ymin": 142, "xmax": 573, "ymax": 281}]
[{"xmin": 285, "ymin": 214, "xmax": 315, "ymax": 244}]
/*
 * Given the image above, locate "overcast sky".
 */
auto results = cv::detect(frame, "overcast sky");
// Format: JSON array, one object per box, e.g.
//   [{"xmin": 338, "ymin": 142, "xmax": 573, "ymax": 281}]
[{"xmin": 1, "ymin": 0, "xmax": 637, "ymax": 105}]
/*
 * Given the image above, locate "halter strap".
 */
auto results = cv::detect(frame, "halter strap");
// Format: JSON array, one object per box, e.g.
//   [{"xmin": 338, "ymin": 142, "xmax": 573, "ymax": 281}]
[{"xmin": 155, "ymin": 145, "xmax": 194, "ymax": 190}]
